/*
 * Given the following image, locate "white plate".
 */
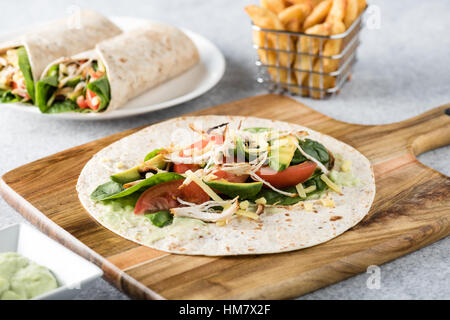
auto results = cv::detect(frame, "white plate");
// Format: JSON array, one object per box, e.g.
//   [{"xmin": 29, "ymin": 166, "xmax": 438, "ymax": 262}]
[
  {"xmin": 0, "ymin": 224, "xmax": 103, "ymax": 300},
  {"xmin": 0, "ymin": 16, "xmax": 226, "ymax": 120}
]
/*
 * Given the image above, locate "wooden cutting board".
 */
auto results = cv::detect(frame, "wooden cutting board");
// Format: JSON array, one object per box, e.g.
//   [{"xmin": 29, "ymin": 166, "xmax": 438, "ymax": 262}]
[{"xmin": 1, "ymin": 95, "xmax": 449, "ymax": 300}]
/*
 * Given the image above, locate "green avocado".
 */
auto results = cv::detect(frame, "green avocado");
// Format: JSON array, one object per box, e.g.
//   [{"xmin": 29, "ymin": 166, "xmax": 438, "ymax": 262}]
[
  {"xmin": 110, "ymin": 167, "xmax": 141, "ymax": 184},
  {"xmin": 205, "ymin": 179, "xmax": 263, "ymax": 200},
  {"xmin": 268, "ymin": 135, "xmax": 297, "ymax": 172},
  {"xmin": 111, "ymin": 154, "xmax": 166, "ymax": 184}
]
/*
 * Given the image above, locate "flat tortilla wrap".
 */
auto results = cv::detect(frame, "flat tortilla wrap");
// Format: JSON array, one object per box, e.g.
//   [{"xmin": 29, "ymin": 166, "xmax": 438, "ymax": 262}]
[
  {"xmin": 41, "ymin": 22, "xmax": 200, "ymax": 112},
  {"xmin": 77, "ymin": 116, "xmax": 376, "ymax": 256},
  {"xmin": 0, "ymin": 10, "xmax": 122, "ymax": 82}
]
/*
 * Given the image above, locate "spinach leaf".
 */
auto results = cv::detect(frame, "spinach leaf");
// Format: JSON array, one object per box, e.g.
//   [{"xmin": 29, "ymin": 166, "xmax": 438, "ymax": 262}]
[
  {"xmin": 0, "ymin": 90, "xmax": 20, "ymax": 103},
  {"xmin": 291, "ymin": 139, "xmax": 330, "ymax": 166},
  {"xmin": 101, "ymin": 192, "xmax": 141, "ymax": 209},
  {"xmin": 44, "ymin": 99, "xmax": 89, "ymax": 114},
  {"xmin": 90, "ymin": 181, "xmax": 124, "ymax": 201},
  {"xmin": 102, "ymin": 172, "xmax": 184, "ymax": 200},
  {"xmin": 17, "ymin": 47, "xmax": 35, "ymax": 103},
  {"xmin": 36, "ymin": 65, "xmax": 59, "ymax": 113},
  {"xmin": 65, "ymin": 76, "xmax": 81, "ymax": 88},
  {"xmin": 145, "ymin": 211, "xmax": 173, "ymax": 228},
  {"xmin": 304, "ymin": 174, "xmax": 327, "ymax": 194},
  {"xmin": 144, "ymin": 149, "xmax": 164, "ymax": 162},
  {"xmin": 86, "ymin": 76, "xmax": 110, "ymax": 112}
]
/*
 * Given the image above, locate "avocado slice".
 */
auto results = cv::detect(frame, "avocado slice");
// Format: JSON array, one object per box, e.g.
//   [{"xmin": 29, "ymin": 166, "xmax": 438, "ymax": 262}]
[
  {"xmin": 269, "ymin": 135, "xmax": 297, "ymax": 172},
  {"xmin": 205, "ymin": 179, "xmax": 263, "ymax": 199},
  {"xmin": 111, "ymin": 154, "xmax": 166, "ymax": 184}
]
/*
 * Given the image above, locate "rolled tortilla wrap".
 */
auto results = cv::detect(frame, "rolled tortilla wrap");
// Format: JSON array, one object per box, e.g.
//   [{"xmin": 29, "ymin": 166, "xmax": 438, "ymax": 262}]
[
  {"xmin": 0, "ymin": 10, "xmax": 122, "ymax": 104},
  {"xmin": 37, "ymin": 22, "xmax": 200, "ymax": 113}
]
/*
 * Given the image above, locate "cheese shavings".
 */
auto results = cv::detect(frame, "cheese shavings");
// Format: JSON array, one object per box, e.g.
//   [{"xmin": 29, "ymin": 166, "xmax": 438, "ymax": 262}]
[
  {"xmin": 172, "ymin": 198, "xmax": 239, "ymax": 223},
  {"xmin": 320, "ymin": 174, "xmax": 342, "ymax": 194},
  {"xmin": 184, "ymin": 170, "xmax": 223, "ymax": 202}
]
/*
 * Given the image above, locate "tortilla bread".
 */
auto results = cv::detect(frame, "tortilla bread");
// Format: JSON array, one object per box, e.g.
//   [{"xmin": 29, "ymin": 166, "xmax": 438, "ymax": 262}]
[
  {"xmin": 0, "ymin": 10, "xmax": 122, "ymax": 81},
  {"xmin": 41, "ymin": 22, "xmax": 200, "ymax": 112},
  {"xmin": 77, "ymin": 116, "xmax": 376, "ymax": 256}
]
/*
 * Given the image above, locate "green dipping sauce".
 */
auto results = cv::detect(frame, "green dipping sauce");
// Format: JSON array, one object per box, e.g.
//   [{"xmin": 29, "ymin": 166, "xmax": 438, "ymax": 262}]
[{"xmin": 0, "ymin": 252, "xmax": 58, "ymax": 300}]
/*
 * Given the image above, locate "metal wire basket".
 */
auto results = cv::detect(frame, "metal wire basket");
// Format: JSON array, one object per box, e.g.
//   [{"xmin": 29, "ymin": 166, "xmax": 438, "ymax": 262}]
[{"xmin": 252, "ymin": 12, "xmax": 364, "ymax": 99}]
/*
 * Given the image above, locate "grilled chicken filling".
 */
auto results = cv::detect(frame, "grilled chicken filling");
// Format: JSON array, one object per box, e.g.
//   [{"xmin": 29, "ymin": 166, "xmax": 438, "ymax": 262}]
[{"xmin": 0, "ymin": 48, "xmax": 30, "ymax": 101}]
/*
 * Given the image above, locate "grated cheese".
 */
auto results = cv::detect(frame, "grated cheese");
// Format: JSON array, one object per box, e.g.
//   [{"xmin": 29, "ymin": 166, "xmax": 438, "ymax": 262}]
[
  {"xmin": 236, "ymin": 210, "xmax": 260, "ymax": 221},
  {"xmin": 341, "ymin": 160, "xmax": 352, "ymax": 173},
  {"xmin": 320, "ymin": 198, "xmax": 336, "ymax": 208},
  {"xmin": 185, "ymin": 170, "xmax": 223, "ymax": 202},
  {"xmin": 296, "ymin": 183, "xmax": 307, "ymax": 198},
  {"xmin": 320, "ymin": 174, "xmax": 342, "ymax": 194},
  {"xmin": 255, "ymin": 197, "xmax": 267, "ymax": 205},
  {"xmin": 239, "ymin": 201, "xmax": 250, "ymax": 210},
  {"xmin": 304, "ymin": 202, "xmax": 314, "ymax": 212},
  {"xmin": 303, "ymin": 185, "xmax": 317, "ymax": 194}
]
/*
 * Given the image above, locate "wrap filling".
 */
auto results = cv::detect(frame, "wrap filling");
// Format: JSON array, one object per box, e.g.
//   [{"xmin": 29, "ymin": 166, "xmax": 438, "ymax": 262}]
[
  {"xmin": 0, "ymin": 47, "xmax": 34, "ymax": 103},
  {"xmin": 36, "ymin": 58, "xmax": 110, "ymax": 113}
]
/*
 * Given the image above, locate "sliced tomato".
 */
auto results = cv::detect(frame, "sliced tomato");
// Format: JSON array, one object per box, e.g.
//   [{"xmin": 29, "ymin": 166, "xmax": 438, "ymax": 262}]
[
  {"xmin": 135, "ymin": 180, "xmax": 183, "ymax": 215},
  {"xmin": 213, "ymin": 170, "xmax": 249, "ymax": 183},
  {"xmin": 88, "ymin": 68, "xmax": 104, "ymax": 80},
  {"xmin": 173, "ymin": 163, "xmax": 200, "ymax": 174},
  {"xmin": 255, "ymin": 161, "xmax": 317, "ymax": 189},
  {"xmin": 179, "ymin": 135, "xmax": 224, "ymax": 157},
  {"xmin": 134, "ymin": 179, "xmax": 209, "ymax": 215},
  {"xmin": 210, "ymin": 135, "xmax": 224, "ymax": 145},
  {"xmin": 179, "ymin": 181, "xmax": 210, "ymax": 204},
  {"xmin": 86, "ymin": 89, "xmax": 100, "ymax": 110},
  {"xmin": 76, "ymin": 96, "xmax": 89, "ymax": 109}
]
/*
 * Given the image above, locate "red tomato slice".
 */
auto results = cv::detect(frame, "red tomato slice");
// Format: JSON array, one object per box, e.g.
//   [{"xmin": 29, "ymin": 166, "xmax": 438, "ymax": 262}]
[
  {"xmin": 213, "ymin": 170, "xmax": 249, "ymax": 183},
  {"xmin": 179, "ymin": 135, "xmax": 224, "ymax": 157},
  {"xmin": 173, "ymin": 163, "xmax": 200, "ymax": 174},
  {"xmin": 135, "ymin": 180, "xmax": 182, "ymax": 215},
  {"xmin": 86, "ymin": 89, "xmax": 100, "ymax": 110},
  {"xmin": 134, "ymin": 179, "xmax": 209, "ymax": 215},
  {"xmin": 88, "ymin": 68, "xmax": 104, "ymax": 80},
  {"xmin": 179, "ymin": 181, "xmax": 210, "ymax": 204},
  {"xmin": 255, "ymin": 162, "xmax": 318, "ymax": 189},
  {"xmin": 76, "ymin": 96, "xmax": 89, "ymax": 109}
]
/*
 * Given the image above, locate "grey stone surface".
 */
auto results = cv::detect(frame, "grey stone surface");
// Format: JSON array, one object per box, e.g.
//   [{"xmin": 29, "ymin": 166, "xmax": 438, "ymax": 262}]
[{"xmin": 0, "ymin": 0, "xmax": 449, "ymax": 300}]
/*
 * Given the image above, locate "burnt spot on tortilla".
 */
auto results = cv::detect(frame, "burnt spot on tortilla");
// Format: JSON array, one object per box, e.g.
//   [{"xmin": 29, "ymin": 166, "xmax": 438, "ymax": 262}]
[
  {"xmin": 330, "ymin": 216, "xmax": 343, "ymax": 221},
  {"xmin": 120, "ymin": 57, "xmax": 127, "ymax": 63}
]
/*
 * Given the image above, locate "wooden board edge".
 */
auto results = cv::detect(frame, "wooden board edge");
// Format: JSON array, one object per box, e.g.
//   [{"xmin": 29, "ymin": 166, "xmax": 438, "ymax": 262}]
[
  {"xmin": 0, "ymin": 177, "xmax": 166, "ymax": 300},
  {"xmin": 234, "ymin": 215, "xmax": 450, "ymax": 300}
]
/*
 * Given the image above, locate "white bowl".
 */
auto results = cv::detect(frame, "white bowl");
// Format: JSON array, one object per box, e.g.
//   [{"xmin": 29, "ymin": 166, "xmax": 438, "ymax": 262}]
[{"xmin": 0, "ymin": 224, "xmax": 103, "ymax": 300}]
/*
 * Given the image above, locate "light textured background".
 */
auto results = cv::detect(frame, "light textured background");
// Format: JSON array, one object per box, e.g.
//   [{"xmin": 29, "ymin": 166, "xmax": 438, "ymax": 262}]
[{"xmin": 0, "ymin": 0, "xmax": 449, "ymax": 300}]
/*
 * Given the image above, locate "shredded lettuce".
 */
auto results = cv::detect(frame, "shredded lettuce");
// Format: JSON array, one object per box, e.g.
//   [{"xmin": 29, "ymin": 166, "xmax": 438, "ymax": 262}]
[{"xmin": 17, "ymin": 47, "xmax": 35, "ymax": 103}]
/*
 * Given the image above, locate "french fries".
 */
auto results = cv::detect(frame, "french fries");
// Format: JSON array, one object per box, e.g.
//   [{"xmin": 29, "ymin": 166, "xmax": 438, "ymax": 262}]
[
  {"xmin": 325, "ymin": 0, "xmax": 347, "ymax": 23},
  {"xmin": 344, "ymin": 0, "xmax": 359, "ymax": 28},
  {"xmin": 310, "ymin": 20, "xmax": 346, "ymax": 98},
  {"xmin": 303, "ymin": 0, "xmax": 332, "ymax": 30},
  {"xmin": 260, "ymin": 0, "xmax": 286, "ymax": 14},
  {"xmin": 279, "ymin": 3, "xmax": 313, "ymax": 32},
  {"xmin": 295, "ymin": 22, "xmax": 331, "ymax": 87},
  {"xmin": 245, "ymin": 0, "xmax": 366, "ymax": 99}
]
